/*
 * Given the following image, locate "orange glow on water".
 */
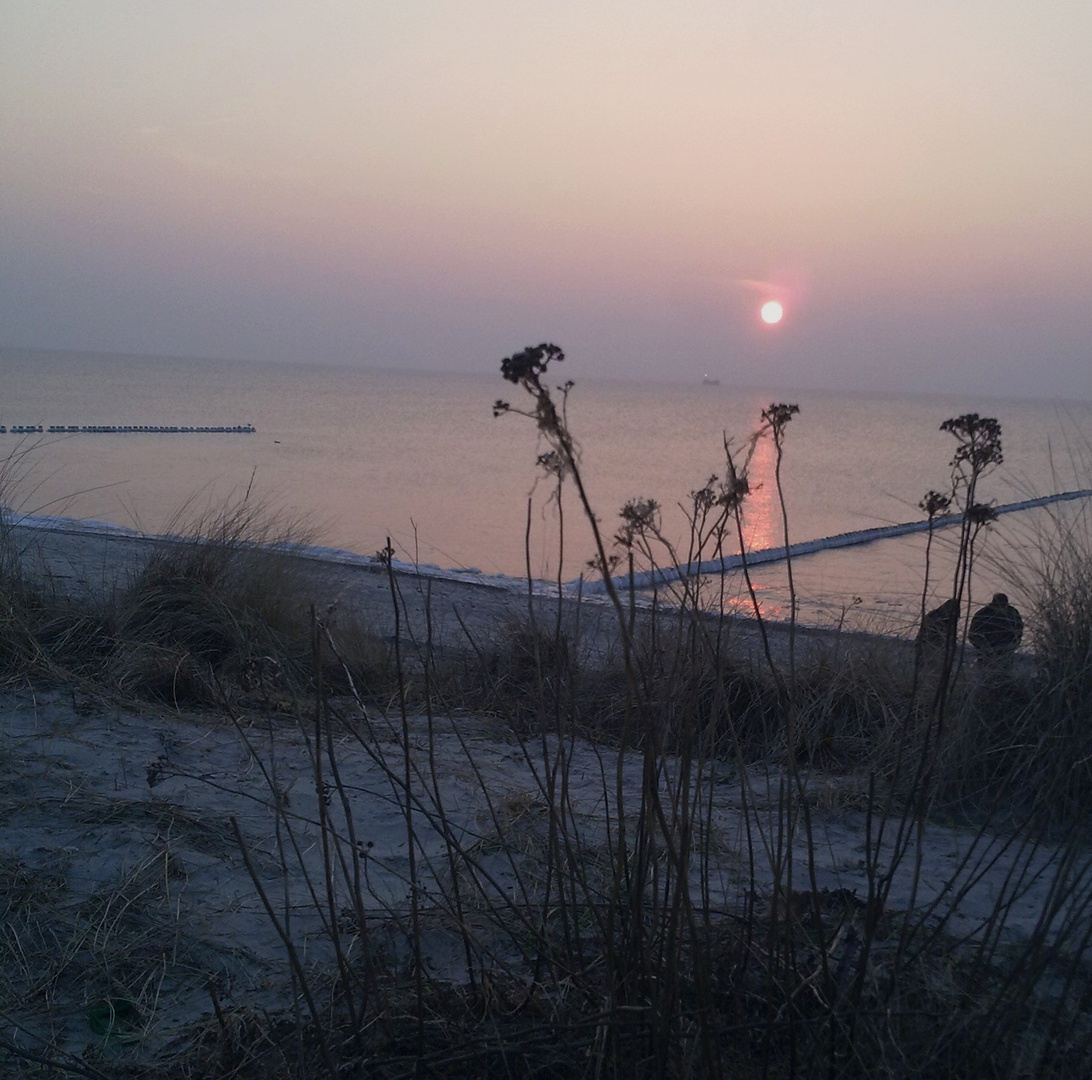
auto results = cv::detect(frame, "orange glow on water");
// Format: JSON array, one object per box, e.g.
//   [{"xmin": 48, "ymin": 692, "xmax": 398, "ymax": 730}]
[{"xmin": 742, "ymin": 435, "xmax": 778, "ymax": 554}]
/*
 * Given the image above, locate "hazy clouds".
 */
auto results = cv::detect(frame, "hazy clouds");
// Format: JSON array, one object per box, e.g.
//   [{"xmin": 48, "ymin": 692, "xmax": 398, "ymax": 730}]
[{"xmin": 2, "ymin": 1, "xmax": 1091, "ymax": 399}]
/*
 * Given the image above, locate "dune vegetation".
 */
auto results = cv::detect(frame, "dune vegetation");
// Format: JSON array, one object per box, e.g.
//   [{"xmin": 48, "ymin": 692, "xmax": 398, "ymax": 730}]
[{"xmin": 2, "ymin": 348, "xmax": 1092, "ymax": 1078}]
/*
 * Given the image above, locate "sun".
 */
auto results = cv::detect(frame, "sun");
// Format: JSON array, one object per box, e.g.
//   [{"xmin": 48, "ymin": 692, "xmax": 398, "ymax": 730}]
[{"xmin": 760, "ymin": 300, "xmax": 784, "ymax": 325}]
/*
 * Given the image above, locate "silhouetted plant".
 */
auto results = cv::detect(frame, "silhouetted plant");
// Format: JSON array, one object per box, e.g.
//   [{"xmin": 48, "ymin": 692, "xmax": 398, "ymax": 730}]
[
  {"xmin": 942, "ymin": 413, "xmax": 1004, "ymax": 612},
  {"xmin": 913, "ymin": 490, "xmax": 955, "ymax": 670},
  {"xmin": 941, "ymin": 412, "xmax": 1003, "ymax": 483}
]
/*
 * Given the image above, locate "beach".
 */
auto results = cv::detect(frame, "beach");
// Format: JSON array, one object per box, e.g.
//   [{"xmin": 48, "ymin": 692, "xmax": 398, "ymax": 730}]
[
  {"xmin": 0, "ymin": 512, "xmax": 1080, "ymax": 1076},
  {"xmin": 1, "ymin": 682, "xmax": 1064, "ymax": 1063},
  {"xmin": 9, "ymin": 514, "xmax": 911, "ymax": 670}
]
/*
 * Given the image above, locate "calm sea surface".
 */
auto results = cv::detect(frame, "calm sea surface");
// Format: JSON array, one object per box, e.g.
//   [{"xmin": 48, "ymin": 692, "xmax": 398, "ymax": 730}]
[{"xmin": 3, "ymin": 349, "xmax": 1091, "ymax": 633}]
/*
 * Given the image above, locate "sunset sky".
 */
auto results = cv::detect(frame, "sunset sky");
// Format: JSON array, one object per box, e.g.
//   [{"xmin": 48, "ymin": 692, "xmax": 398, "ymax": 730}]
[{"xmin": 3, "ymin": 1, "xmax": 1091, "ymax": 399}]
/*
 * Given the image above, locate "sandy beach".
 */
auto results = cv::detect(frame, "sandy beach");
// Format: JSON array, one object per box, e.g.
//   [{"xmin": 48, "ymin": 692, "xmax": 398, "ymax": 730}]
[
  {"xmin": 1, "ymin": 516, "xmax": 1081, "ymax": 1074},
  {"xmin": 1, "ymin": 682, "xmax": 1068, "ymax": 1062},
  {"xmin": 8, "ymin": 516, "xmax": 903, "ymax": 669}
]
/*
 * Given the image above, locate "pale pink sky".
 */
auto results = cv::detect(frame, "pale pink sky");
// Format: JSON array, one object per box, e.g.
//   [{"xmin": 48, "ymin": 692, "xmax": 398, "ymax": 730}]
[{"xmin": 2, "ymin": 0, "xmax": 1091, "ymax": 398}]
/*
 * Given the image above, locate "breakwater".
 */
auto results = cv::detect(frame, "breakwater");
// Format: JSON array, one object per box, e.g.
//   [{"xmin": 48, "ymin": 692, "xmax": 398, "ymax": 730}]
[
  {"xmin": 575, "ymin": 488, "xmax": 1092, "ymax": 595},
  {"xmin": 1, "ymin": 423, "xmax": 256, "ymax": 435}
]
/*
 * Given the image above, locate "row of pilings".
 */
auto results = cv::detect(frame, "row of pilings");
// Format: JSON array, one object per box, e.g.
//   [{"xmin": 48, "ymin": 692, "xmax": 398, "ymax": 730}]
[{"xmin": 2, "ymin": 423, "xmax": 256, "ymax": 435}]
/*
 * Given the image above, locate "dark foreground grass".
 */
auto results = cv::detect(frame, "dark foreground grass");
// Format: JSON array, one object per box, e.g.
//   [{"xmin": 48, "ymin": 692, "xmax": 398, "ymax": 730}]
[
  {"xmin": 3, "ymin": 374, "xmax": 1092, "ymax": 1078},
  {"xmin": 0, "ymin": 497, "xmax": 398, "ymax": 709}
]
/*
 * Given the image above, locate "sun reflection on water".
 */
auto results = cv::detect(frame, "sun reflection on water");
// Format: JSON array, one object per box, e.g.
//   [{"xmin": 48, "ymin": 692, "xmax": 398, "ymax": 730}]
[{"xmin": 739, "ymin": 434, "xmax": 779, "ymax": 556}]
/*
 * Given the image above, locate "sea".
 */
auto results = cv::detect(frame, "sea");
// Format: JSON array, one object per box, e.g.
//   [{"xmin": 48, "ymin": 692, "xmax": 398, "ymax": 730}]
[{"xmin": 3, "ymin": 348, "xmax": 1091, "ymax": 635}]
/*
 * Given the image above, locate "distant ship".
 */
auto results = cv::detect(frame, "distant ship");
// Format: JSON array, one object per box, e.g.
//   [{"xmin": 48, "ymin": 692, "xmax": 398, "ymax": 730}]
[{"xmin": 701, "ymin": 375, "xmax": 720, "ymax": 386}]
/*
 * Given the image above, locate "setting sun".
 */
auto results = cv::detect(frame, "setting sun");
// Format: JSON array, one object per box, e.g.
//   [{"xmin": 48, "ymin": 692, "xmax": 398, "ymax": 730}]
[{"xmin": 760, "ymin": 301, "xmax": 784, "ymax": 325}]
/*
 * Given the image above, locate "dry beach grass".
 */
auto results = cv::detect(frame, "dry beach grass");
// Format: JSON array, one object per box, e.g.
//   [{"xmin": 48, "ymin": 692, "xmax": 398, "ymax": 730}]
[{"xmin": 2, "ymin": 365, "xmax": 1092, "ymax": 1078}]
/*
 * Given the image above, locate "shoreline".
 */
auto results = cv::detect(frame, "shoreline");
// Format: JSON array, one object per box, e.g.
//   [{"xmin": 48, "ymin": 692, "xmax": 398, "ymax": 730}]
[{"xmin": 6, "ymin": 509, "xmax": 912, "ymax": 669}]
